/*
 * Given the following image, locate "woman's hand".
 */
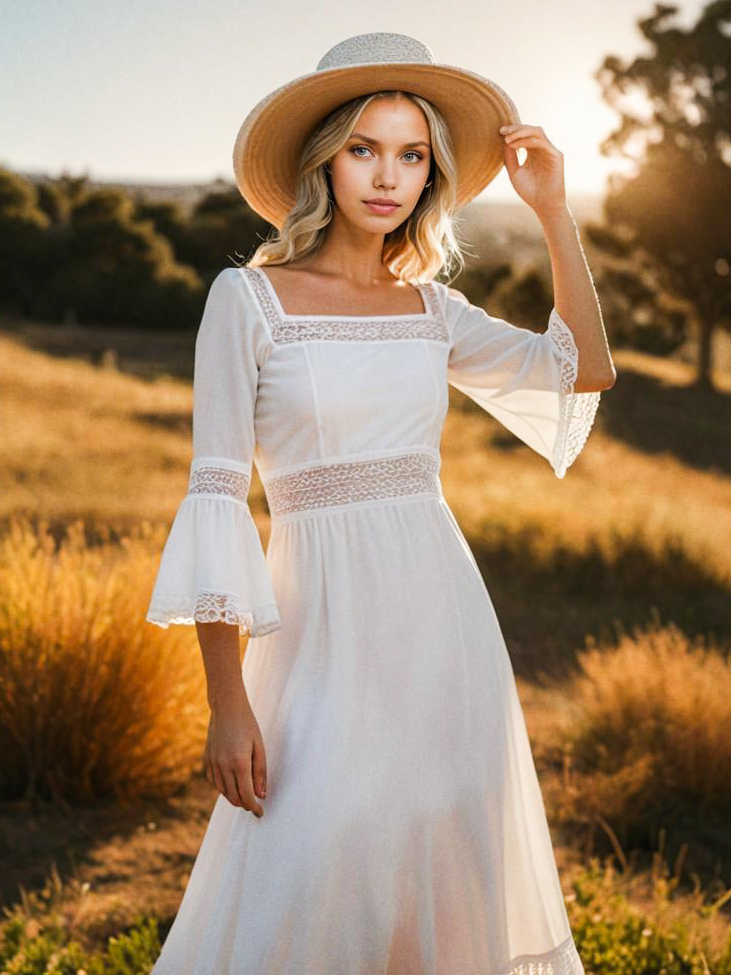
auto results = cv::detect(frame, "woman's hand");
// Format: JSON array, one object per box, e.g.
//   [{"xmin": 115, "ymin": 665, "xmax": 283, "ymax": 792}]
[
  {"xmin": 203, "ymin": 696, "xmax": 267, "ymax": 818},
  {"xmin": 499, "ymin": 124, "xmax": 567, "ymax": 219}
]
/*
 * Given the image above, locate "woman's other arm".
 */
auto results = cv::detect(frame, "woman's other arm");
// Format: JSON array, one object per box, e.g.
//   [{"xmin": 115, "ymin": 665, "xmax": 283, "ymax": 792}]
[{"xmin": 197, "ymin": 621, "xmax": 266, "ymax": 818}]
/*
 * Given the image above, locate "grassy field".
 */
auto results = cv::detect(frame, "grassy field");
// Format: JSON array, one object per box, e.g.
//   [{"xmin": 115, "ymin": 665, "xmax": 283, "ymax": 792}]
[{"xmin": 1, "ymin": 312, "xmax": 730, "ymax": 965}]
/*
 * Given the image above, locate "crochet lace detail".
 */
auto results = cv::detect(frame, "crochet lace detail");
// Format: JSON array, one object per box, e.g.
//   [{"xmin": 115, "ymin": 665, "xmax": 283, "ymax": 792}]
[
  {"xmin": 146, "ymin": 593, "xmax": 281, "ymax": 638},
  {"xmin": 264, "ymin": 451, "xmax": 441, "ymax": 517},
  {"xmin": 501, "ymin": 934, "xmax": 584, "ymax": 975},
  {"xmin": 188, "ymin": 464, "xmax": 251, "ymax": 501},
  {"xmin": 547, "ymin": 307, "xmax": 602, "ymax": 479},
  {"xmin": 242, "ymin": 266, "xmax": 449, "ymax": 343}
]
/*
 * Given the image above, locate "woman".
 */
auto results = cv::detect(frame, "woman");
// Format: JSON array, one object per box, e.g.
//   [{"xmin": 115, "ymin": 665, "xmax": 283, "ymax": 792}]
[{"xmin": 146, "ymin": 31, "xmax": 615, "ymax": 975}]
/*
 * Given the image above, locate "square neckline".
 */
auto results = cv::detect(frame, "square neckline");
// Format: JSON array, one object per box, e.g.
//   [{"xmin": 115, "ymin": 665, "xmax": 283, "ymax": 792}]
[{"xmin": 251, "ymin": 266, "xmax": 433, "ymax": 321}]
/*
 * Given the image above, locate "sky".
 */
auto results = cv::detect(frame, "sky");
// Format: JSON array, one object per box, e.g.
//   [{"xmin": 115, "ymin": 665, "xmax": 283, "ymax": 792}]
[{"xmin": 0, "ymin": 0, "xmax": 709, "ymax": 205}]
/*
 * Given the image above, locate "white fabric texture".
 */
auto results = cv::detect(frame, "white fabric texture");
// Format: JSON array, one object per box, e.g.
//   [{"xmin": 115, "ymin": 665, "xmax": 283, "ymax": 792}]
[{"xmin": 146, "ymin": 265, "xmax": 599, "ymax": 974}]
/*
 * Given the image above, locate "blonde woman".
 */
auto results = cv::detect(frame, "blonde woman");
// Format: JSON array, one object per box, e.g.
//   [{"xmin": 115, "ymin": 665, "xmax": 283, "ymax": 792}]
[{"xmin": 146, "ymin": 31, "xmax": 614, "ymax": 975}]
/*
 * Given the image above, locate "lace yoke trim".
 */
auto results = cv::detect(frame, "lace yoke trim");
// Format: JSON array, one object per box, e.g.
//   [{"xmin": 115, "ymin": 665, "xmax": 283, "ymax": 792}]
[
  {"xmin": 547, "ymin": 307, "xmax": 602, "ymax": 479},
  {"xmin": 263, "ymin": 451, "xmax": 441, "ymax": 518},
  {"xmin": 241, "ymin": 266, "xmax": 449, "ymax": 344}
]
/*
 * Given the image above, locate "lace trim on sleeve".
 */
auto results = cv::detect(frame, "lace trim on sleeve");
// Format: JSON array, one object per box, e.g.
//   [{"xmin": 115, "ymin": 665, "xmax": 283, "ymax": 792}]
[
  {"xmin": 547, "ymin": 307, "xmax": 602, "ymax": 479},
  {"xmin": 188, "ymin": 464, "xmax": 251, "ymax": 500},
  {"xmin": 147, "ymin": 593, "xmax": 281, "ymax": 638}
]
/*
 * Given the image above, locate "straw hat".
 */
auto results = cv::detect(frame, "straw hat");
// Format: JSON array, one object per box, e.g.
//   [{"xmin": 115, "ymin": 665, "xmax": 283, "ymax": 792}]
[{"xmin": 233, "ymin": 32, "xmax": 521, "ymax": 229}]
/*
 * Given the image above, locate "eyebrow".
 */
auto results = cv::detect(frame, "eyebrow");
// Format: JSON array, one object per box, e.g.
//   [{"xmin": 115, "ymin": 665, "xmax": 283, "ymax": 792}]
[{"xmin": 349, "ymin": 132, "xmax": 431, "ymax": 149}]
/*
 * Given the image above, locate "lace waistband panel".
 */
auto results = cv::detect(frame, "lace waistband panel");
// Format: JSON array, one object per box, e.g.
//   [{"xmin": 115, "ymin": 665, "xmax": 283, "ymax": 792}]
[{"xmin": 263, "ymin": 452, "xmax": 442, "ymax": 519}]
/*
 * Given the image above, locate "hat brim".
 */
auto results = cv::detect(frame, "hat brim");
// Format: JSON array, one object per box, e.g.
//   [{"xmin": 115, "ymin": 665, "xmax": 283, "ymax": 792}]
[{"xmin": 233, "ymin": 62, "xmax": 521, "ymax": 229}]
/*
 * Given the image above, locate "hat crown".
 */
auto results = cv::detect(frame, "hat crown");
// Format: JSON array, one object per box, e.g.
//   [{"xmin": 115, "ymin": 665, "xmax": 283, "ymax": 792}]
[{"xmin": 316, "ymin": 33, "xmax": 436, "ymax": 72}]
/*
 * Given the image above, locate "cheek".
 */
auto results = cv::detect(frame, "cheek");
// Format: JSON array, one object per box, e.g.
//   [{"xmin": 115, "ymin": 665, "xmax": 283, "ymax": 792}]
[
  {"xmin": 331, "ymin": 157, "xmax": 362, "ymax": 192},
  {"xmin": 406, "ymin": 169, "xmax": 430, "ymax": 198}
]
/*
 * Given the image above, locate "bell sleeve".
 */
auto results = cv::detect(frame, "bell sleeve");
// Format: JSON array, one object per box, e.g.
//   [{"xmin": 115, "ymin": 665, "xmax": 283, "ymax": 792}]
[
  {"xmin": 444, "ymin": 289, "xmax": 602, "ymax": 479},
  {"xmin": 145, "ymin": 268, "xmax": 282, "ymax": 638}
]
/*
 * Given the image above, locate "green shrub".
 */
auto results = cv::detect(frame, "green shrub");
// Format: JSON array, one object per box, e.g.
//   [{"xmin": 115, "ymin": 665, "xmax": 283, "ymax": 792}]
[
  {"xmin": 567, "ymin": 860, "xmax": 731, "ymax": 974},
  {"xmin": 0, "ymin": 909, "xmax": 160, "ymax": 974}
]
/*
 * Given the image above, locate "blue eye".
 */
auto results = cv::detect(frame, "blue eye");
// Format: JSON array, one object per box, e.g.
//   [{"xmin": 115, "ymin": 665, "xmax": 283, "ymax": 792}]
[{"xmin": 349, "ymin": 145, "xmax": 425, "ymax": 162}]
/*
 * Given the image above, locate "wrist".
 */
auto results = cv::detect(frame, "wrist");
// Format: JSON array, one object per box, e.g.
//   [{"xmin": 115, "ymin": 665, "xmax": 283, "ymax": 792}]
[
  {"xmin": 208, "ymin": 681, "xmax": 250, "ymax": 714},
  {"xmin": 535, "ymin": 201, "xmax": 573, "ymax": 225}
]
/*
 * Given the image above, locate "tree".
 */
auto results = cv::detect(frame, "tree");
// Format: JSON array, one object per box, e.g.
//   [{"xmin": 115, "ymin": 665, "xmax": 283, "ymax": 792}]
[
  {"xmin": 0, "ymin": 168, "xmax": 51, "ymax": 312},
  {"xmin": 590, "ymin": 0, "xmax": 731, "ymax": 389}
]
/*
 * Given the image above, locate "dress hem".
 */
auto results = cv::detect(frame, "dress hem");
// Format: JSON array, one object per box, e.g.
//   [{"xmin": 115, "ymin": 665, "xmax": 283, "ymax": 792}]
[{"xmin": 498, "ymin": 933, "xmax": 584, "ymax": 975}]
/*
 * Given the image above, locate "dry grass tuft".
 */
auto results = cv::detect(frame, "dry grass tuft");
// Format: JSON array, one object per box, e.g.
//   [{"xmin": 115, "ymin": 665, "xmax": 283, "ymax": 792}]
[
  {"xmin": 0, "ymin": 515, "xmax": 209, "ymax": 805},
  {"xmin": 537, "ymin": 620, "xmax": 731, "ymax": 855}
]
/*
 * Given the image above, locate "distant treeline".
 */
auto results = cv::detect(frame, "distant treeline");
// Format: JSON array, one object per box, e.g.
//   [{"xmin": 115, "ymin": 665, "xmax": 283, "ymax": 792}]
[{"xmin": 0, "ymin": 167, "xmax": 271, "ymax": 330}]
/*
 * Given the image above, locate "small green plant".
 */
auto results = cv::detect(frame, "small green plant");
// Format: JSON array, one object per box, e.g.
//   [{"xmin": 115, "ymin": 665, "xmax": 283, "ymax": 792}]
[
  {"xmin": 0, "ymin": 893, "xmax": 161, "ymax": 975},
  {"xmin": 566, "ymin": 858, "xmax": 731, "ymax": 974}
]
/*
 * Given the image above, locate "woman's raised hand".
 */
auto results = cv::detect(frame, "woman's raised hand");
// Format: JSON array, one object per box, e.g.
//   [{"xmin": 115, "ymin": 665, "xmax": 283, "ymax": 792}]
[{"xmin": 499, "ymin": 124, "xmax": 567, "ymax": 219}]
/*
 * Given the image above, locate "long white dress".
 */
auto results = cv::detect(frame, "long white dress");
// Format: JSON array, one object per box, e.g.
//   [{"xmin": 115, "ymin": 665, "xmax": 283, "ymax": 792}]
[{"xmin": 145, "ymin": 264, "xmax": 601, "ymax": 975}]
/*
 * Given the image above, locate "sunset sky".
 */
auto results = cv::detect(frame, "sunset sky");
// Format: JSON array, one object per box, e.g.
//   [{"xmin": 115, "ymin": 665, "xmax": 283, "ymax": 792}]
[{"xmin": 1, "ymin": 0, "xmax": 708, "ymax": 204}]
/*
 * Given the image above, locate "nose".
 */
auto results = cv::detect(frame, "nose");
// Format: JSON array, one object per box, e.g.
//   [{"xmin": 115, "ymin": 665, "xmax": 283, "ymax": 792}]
[{"xmin": 374, "ymin": 157, "xmax": 397, "ymax": 190}]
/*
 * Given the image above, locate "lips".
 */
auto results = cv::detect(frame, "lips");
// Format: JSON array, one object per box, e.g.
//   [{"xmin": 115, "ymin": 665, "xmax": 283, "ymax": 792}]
[{"xmin": 364, "ymin": 200, "xmax": 401, "ymax": 214}]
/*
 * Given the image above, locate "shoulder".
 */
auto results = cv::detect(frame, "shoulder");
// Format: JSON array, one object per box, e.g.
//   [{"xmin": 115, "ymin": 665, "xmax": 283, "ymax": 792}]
[
  {"xmin": 198, "ymin": 266, "xmax": 271, "ymax": 354},
  {"xmin": 430, "ymin": 280, "xmax": 467, "ymax": 305},
  {"xmin": 208, "ymin": 266, "xmax": 263, "ymax": 315},
  {"xmin": 429, "ymin": 282, "xmax": 472, "ymax": 345},
  {"xmin": 446, "ymin": 286, "xmax": 468, "ymax": 304},
  {"xmin": 212, "ymin": 265, "xmax": 248, "ymax": 291},
  {"xmin": 199, "ymin": 266, "xmax": 256, "ymax": 321},
  {"xmin": 204, "ymin": 266, "xmax": 247, "ymax": 303}
]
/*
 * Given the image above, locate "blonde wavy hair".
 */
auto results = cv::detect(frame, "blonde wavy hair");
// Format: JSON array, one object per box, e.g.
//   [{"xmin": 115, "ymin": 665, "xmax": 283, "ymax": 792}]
[{"xmin": 237, "ymin": 90, "xmax": 474, "ymax": 285}]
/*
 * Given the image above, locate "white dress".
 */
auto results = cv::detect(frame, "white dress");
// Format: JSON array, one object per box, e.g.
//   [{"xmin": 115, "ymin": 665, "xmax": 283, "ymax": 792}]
[{"xmin": 146, "ymin": 264, "xmax": 601, "ymax": 975}]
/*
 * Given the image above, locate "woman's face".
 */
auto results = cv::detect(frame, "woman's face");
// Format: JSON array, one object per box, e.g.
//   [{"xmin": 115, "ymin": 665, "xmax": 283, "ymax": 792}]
[{"xmin": 328, "ymin": 96, "xmax": 432, "ymax": 231}]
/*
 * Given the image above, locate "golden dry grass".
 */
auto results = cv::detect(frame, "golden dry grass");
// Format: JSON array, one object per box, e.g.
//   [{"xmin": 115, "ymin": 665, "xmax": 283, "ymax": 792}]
[
  {"xmin": 0, "ymin": 331, "xmax": 274, "ymax": 545},
  {"xmin": 521, "ymin": 618, "xmax": 731, "ymax": 881},
  {"xmin": 567, "ymin": 622, "xmax": 731, "ymax": 805},
  {"xmin": 0, "ymin": 515, "xmax": 209, "ymax": 803},
  {"xmin": 442, "ymin": 373, "xmax": 731, "ymax": 679},
  {"xmin": 442, "ymin": 380, "xmax": 731, "ymax": 595}
]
